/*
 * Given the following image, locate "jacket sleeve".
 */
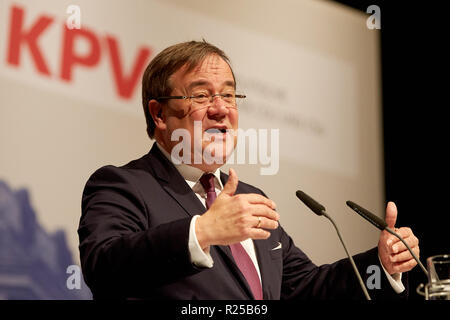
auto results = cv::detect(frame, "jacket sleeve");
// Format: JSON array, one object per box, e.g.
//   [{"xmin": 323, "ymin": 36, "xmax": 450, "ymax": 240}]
[
  {"xmin": 279, "ymin": 227, "xmax": 409, "ymax": 300},
  {"xmin": 78, "ymin": 165, "xmax": 203, "ymax": 299}
]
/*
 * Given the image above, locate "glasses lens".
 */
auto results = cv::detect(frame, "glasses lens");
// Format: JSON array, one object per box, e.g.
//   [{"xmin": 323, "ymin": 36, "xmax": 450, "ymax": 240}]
[
  {"xmin": 192, "ymin": 93, "xmax": 209, "ymax": 105},
  {"xmin": 221, "ymin": 93, "xmax": 235, "ymax": 104},
  {"xmin": 190, "ymin": 92, "xmax": 245, "ymax": 108}
]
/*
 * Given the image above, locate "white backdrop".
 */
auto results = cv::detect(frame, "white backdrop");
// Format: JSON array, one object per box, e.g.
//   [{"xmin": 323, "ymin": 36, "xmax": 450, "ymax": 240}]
[{"xmin": 0, "ymin": 0, "xmax": 384, "ymax": 297}]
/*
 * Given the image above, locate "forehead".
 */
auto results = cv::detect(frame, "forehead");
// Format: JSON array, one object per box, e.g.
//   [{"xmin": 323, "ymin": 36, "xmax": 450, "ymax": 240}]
[{"xmin": 170, "ymin": 54, "xmax": 235, "ymax": 89}]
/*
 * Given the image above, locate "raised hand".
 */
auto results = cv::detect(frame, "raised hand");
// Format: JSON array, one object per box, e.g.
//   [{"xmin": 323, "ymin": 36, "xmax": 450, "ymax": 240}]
[
  {"xmin": 378, "ymin": 202, "xmax": 420, "ymax": 275},
  {"xmin": 196, "ymin": 168, "xmax": 279, "ymax": 250}
]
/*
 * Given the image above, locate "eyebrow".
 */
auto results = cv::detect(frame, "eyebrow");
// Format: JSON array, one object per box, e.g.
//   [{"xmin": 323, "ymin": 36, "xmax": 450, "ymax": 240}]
[{"xmin": 187, "ymin": 80, "xmax": 236, "ymax": 90}]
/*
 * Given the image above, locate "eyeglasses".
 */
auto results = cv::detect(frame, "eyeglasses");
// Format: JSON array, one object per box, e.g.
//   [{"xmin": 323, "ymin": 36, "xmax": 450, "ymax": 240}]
[{"xmin": 151, "ymin": 92, "xmax": 246, "ymax": 107}]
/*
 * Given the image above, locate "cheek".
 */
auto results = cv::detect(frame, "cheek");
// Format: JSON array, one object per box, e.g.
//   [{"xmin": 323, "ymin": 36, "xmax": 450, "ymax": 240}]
[
  {"xmin": 165, "ymin": 118, "xmax": 196, "ymax": 144},
  {"xmin": 230, "ymin": 110, "xmax": 239, "ymax": 129}
]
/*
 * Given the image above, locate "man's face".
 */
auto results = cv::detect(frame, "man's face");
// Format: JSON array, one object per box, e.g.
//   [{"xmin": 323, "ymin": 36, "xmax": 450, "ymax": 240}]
[{"xmin": 159, "ymin": 54, "xmax": 239, "ymax": 171}]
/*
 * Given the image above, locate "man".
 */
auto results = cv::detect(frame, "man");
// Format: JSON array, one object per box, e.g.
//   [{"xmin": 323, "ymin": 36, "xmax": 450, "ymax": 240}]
[{"xmin": 78, "ymin": 41, "xmax": 420, "ymax": 299}]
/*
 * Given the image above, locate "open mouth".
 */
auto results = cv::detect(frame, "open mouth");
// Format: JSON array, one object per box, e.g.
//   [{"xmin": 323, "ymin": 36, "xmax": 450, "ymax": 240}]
[
  {"xmin": 204, "ymin": 127, "xmax": 229, "ymax": 141},
  {"xmin": 205, "ymin": 128, "xmax": 227, "ymax": 134}
]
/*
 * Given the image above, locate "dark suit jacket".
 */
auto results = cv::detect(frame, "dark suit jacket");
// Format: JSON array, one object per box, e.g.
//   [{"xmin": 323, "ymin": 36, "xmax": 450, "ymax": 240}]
[{"xmin": 78, "ymin": 143, "xmax": 408, "ymax": 300}]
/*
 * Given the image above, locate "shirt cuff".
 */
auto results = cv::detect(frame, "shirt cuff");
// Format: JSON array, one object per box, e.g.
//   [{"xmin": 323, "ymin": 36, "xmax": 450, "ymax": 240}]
[
  {"xmin": 189, "ymin": 215, "xmax": 214, "ymax": 268},
  {"xmin": 378, "ymin": 254, "xmax": 405, "ymax": 293}
]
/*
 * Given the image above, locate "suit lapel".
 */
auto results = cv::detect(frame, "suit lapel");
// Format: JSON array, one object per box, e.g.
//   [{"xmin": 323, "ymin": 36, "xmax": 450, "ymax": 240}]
[
  {"xmin": 253, "ymin": 239, "xmax": 272, "ymax": 300},
  {"xmin": 144, "ymin": 144, "xmax": 206, "ymax": 217}
]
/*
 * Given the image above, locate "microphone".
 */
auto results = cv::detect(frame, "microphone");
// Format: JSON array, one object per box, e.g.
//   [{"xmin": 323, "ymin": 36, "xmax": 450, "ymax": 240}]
[
  {"xmin": 346, "ymin": 201, "xmax": 387, "ymax": 230},
  {"xmin": 295, "ymin": 191, "xmax": 325, "ymax": 216},
  {"xmin": 346, "ymin": 200, "xmax": 428, "ymax": 277},
  {"xmin": 296, "ymin": 190, "xmax": 371, "ymax": 300}
]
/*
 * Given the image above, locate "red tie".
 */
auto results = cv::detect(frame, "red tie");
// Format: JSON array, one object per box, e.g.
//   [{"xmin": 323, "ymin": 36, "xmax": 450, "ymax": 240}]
[{"xmin": 199, "ymin": 173, "xmax": 263, "ymax": 300}]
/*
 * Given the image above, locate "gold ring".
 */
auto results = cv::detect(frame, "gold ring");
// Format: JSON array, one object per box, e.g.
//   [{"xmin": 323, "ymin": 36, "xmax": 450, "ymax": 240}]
[{"xmin": 256, "ymin": 217, "xmax": 262, "ymax": 228}]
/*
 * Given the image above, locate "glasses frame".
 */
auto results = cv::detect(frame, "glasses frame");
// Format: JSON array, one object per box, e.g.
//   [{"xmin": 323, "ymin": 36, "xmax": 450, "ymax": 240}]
[{"xmin": 150, "ymin": 93, "xmax": 246, "ymax": 106}]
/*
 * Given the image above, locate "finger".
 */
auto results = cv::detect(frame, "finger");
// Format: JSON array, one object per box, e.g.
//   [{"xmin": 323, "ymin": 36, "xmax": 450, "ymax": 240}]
[
  {"xmin": 253, "ymin": 216, "xmax": 279, "ymax": 230},
  {"xmin": 391, "ymin": 246, "xmax": 420, "ymax": 263},
  {"xmin": 383, "ymin": 231, "xmax": 397, "ymax": 248},
  {"xmin": 222, "ymin": 168, "xmax": 238, "ymax": 196},
  {"xmin": 393, "ymin": 227, "xmax": 413, "ymax": 238},
  {"xmin": 391, "ymin": 235, "xmax": 419, "ymax": 254},
  {"xmin": 385, "ymin": 201, "xmax": 397, "ymax": 229},
  {"xmin": 248, "ymin": 228, "xmax": 271, "ymax": 240},
  {"xmin": 249, "ymin": 204, "xmax": 279, "ymax": 221},
  {"xmin": 237, "ymin": 193, "xmax": 276, "ymax": 209},
  {"xmin": 392, "ymin": 258, "xmax": 417, "ymax": 273},
  {"xmin": 388, "ymin": 227, "xmax": 414, "ymax": 245}
]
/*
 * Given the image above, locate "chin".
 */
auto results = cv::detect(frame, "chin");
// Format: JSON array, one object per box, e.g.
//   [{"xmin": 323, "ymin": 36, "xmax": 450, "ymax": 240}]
[{"xmin": 202, "ymin": 139, "xmax": 234, "ymax": 165}]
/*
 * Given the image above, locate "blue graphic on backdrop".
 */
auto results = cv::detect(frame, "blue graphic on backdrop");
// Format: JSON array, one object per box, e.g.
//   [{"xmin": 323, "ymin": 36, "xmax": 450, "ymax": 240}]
[{"xmin": 0, "ymin": 180, "xmax": 91, "ymax": 299}]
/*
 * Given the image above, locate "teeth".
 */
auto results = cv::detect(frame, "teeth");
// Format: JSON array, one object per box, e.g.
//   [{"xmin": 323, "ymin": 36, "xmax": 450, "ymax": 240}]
[{"xmin": 205, "ymin": 128, "xmax": 226, "ymax": 134}]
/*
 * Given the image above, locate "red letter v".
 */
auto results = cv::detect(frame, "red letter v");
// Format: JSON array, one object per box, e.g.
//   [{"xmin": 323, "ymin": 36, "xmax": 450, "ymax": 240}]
[{"xmin": 106, "ymin": 36, "xmax": 151, "ymax": 100}]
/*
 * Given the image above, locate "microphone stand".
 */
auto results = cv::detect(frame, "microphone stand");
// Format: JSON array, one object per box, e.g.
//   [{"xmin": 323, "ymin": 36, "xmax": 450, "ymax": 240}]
[
  {"xmin": 321, "ymin": 210, "xmax": 372, "ymax": 300},
  {"xmin": 296, "ymin": 190, "xmax": 371, "ymax": 300}
]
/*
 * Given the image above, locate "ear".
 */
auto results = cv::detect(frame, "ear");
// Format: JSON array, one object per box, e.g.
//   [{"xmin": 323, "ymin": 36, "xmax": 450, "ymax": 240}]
[{"xmin": 148, "ymin": 99, "xmax": 167, "ymax": 131}]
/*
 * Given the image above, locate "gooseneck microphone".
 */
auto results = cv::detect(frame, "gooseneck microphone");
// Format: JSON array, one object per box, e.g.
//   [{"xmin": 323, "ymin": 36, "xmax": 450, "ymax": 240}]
[
  {"xmin": 345, "ymin": 201, "xmax": 387, "ymax": 230},
  {"xmin": 346, "ymin": 200, "xmax": 428, "ymax": 277},
  {"xmin": 296, "ymin": 191, "xmax": 371, "ymax": 300}
]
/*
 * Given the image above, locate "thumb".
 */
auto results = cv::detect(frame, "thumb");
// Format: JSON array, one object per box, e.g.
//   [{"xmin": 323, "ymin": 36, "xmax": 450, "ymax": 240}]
[
  {"xmin": 385, "ymin": 201, "xmax": 397, "ymax": 229},
  {"xmin": 221, "ymin": 168, "xmax": 238, "ymax": 197}
]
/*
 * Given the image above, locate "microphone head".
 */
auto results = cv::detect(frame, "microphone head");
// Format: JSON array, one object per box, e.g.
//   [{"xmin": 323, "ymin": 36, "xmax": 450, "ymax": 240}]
[
  {"xmin": 346, "ymin": 200, "xmax": 387, "ymax": 230},
  {"xmin": 296, "ymin": 190, "xmax": 326, "ymax": 216}
]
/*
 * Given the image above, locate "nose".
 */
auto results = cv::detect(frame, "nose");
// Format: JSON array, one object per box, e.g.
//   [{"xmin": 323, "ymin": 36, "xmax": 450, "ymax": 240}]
[{"xmin": 207, "ymin": 95, "xmax": 229, "ymax": 118}]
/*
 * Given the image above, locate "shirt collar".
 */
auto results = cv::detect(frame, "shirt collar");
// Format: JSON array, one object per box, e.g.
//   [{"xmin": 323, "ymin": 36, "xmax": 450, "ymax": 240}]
[{"xmin": 156, "ymin": 142, "xmax": 223, "ymax": 190}]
